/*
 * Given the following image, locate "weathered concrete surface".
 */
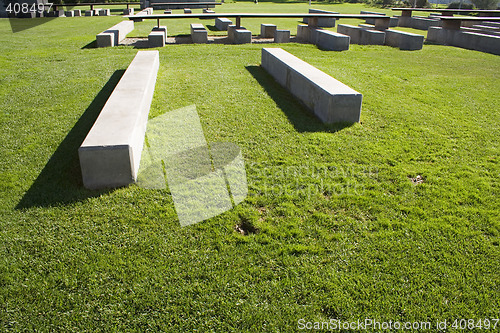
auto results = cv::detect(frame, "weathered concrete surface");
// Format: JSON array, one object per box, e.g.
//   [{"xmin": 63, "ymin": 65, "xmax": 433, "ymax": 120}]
[
  {"xmin": 274, "ymin": 29, "xmax": 290, "ymax": 43},
  {"xmin": 261, "ymin": 48, "xmax": 362, "ymax": 124},
  {"xmin": 261, "ymin": 24, "xmax": 277, "ymax": 38},
  {"xmin": 79, "ymin": 51, "xmax": 160, "ymax": 189},
  {"xmin": 96, "ymin": 20, "xmax": 134, "ymax": 47},
  {"xmin": 316, "ymin": 30, "xmax": 350, "ymax": 51},
  {"xmin": 152, "ymin": 25, "xmax": 167, "ymax": 40},
  {"xmin": 96, "ymin": 33, "xmax": 114, "ymax": 47},
  {"xmin": 337, "ymin": 24, "xmax": 362, "ymax": 44},
  {"xmin": 296, "ymin": 24, "xmax": 313, "ymax": 43},
  {"xmin": 233, "ymin": 29, "xmax": 252, "ymax": 44},
  {"xmin": 215, "ymin": 17, "xmax": 232, "ymax": 30},
  {"xmin": 385, "ymin": 29, "xmax": 424, "ymax": 50},
  {"xmin": 191, "ymin": 23, "xmax": 208, "ymax": 43},
  {"xmin": 149, "ymin": 31, "xmax": 165, "ymax": 47}
]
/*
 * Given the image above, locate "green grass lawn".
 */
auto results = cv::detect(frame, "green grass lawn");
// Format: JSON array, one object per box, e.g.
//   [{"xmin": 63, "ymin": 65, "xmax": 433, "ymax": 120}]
[{"xmin": 1, "ymin": 1, "xmax": 499, "ymax": 331}]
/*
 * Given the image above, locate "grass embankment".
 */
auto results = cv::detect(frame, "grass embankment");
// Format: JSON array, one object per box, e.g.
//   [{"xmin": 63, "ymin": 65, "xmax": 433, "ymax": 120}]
[{"xmin": 0, "ymin": 2, "xmax": 499, "ymax": 331}]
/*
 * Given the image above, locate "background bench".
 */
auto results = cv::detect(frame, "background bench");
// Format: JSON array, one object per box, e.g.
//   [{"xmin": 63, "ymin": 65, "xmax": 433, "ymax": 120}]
[
  {"xmin": 79, "ymin": 51, "xmax": 160, "ymax": 189},
  {"xmin": 96, "ymin": 21, "xmax": 134, "ymax": 47}
]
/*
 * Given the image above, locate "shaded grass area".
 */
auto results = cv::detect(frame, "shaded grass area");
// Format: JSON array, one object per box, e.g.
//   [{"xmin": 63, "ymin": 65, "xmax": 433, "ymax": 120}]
[{"xmin": 1, "ymin": 3, "xmax": 499, "ymax": 331}]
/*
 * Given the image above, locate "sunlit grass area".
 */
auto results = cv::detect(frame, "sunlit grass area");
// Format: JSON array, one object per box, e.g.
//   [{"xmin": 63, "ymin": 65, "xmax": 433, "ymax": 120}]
[{"xmin": 0, "ymin": 2, "xmax": 499, "ymax": 331}]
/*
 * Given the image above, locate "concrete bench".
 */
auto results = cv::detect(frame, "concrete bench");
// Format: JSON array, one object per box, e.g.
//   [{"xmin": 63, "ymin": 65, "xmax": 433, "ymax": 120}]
[
  {"xmin": 337, "ymin": 24, "xmax": 385, "ymax": 45},
  {"xmin": 164, "ymin": 9, "xmax": 171, "ymax": 14},
  {"xmin": 96, "ymin": 20, "xmax": 134, "ymax": 47},
  {"xmin": 261, "ymin": 24, "xmax": 277, "ymax": 38},
  {"xmin": 65, "ymin": 10, "xmax": 74, "ymax": 17},
  {"xmin": 149, "ymin": 31, "xmax": 165, "ymax": 47},
  {"xmin": 99, "ymin": 9, "xmax": 110, "ymax": 16},
  {"xmin": 427, "ymin": 26, "xmax": 500, "ymax": 55},
  {"xmin": 184, "ymin": 8, "xmax": 192, "ymax": 14},
  {"xmin": 191, "ymin": 23, "xmax": 208, "ymax": 43},
  {"xmin": 316, "ymin": 30, "xmax": 350, "ymax": 51},
  {"xmin": 228, "ymin": 25, "xmax": 251, "ymax": 43},
  {"xmin": 303, "ymin": 8, "xmax": 338, "ymax": 27},
  {"xmin": 74, "ymin": 9, "xmax": 81, "ymax": 16},
  {"xmin": 411, "ymin": 16, "xmax": 440, "ymax": 30},
  {"xmin": 215, "ymin": 17, "xmax": 232, "ymax": 31},
  {"xmin": 261, "ymin": 48, "xmax": 362, "ymax": 124},
  {"xmin": 385, "ymin": 29, "xmax": 424, "ymax": 50},
  {"xmin": 85, "ymin": 10, "xmax": 93, "ymax": 16},
  {"xmin": 123, "ymin": 8, "xmax": 134, "ymax": 15},
  {"xmin": 233, "ymin": 29, "xmax": 252, "ymax": 44},
  {"xmin": 79, "ymin": 51, "xmax": 160, "ymax": 189},
  {"xmin": 274, "ymin": 29, "xmax": 290, "ymax": 43},
  {"xmin": 360, "ymin": 11, "xmax": 398, "ymax": 27}
]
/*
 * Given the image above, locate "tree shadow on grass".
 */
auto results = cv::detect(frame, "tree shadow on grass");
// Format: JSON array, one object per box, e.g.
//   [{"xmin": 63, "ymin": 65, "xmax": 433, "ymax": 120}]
[
  {"xmin": 245, "ymin": 65, "xmax": 355, "ymax": 133},
  {"xmin": 16, "ymin": 70, "xmax": 126, "ymax": 210}
]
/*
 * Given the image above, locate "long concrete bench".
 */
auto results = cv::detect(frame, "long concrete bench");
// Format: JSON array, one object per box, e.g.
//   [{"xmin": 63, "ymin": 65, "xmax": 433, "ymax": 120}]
[
  {"xmin": 411, "ymin": 16, "xmax": 440, "ymax": 30},
  {"xmin": 96, "ymin": 20, "xmax": 135, "ymax": 48},
  {"xmin": 261, "ymin": 48, "xmax": 362, "ymax": 124},
  {"xmin": 384, "ymin": 29, "xmax": 424, "ymax": 50},
  {"xmin": 79, "ymin": 51, "xmax": 160, "ymax": 189},
  {"xmin": 215, "ymin": 17, "xmax": 232, "ymax": 30},
  {"xmin": 337, "ymin": 24, "xmax": 385, "ymax": 45},
  {"xmin": 191, "ymin": 23, "xmax": 208, "ymax": 43}
]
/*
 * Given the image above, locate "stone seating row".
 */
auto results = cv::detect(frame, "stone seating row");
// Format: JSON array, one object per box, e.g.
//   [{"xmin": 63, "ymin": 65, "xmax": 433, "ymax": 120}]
[
  {"xmin": 338, "ymin": 24, "xmax": 424, "ymax": 50},
  {"xmin": 261, "ymin": 48, "xmax": 362, "ymax": 124},
  {"xmin": 79, "ymin": 51, "xmax": 160, "ymax": 189},
  {"xmin": 96, "ymin": 20, "xmax": 135, "ymax": 47},
  {"xmin": 427, "ymin": 26, "xmax": 500, "ymax": 55}
]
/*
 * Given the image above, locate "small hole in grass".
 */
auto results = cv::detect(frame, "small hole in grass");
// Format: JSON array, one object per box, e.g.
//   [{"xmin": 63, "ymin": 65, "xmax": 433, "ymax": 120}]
[
  {"xmin": 409, "ymin": 175, "xmax": 425, "ymax": 185},
  {"xmin": 234, "ymin": 212, "xmax": 260, "ymax": 236}
]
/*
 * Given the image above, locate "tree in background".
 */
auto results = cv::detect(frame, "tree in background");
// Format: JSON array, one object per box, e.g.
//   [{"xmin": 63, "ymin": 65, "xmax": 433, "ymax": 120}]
[{"xmin": 470, "ymin": 0, "xmax": 498, "ymax": 9}]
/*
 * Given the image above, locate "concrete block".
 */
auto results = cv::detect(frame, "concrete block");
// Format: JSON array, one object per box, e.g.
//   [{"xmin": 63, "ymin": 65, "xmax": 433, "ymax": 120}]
[
  {"xmin": 152, "ymin": 25, "xmax": 167, "ymax": 40},
  {"xmin": 261, "ymin": 48, "xmax": 362, "ymax": 124},
  {"xmin": 274, "ymin": 29, "xmax": 290, "ymax": 43},
  {"xmin": 296, "ymin": 24, "xmax": 313, "ymax": 43},
  {"xmin": 215, "ymin": 17, "xmax": 232, "ymax": 31},
  {"xmin": 227, "ymin": 25, "xmax": 246, "ymax": 43},
  {"xmin": 316, "ymin": 30, "xmax": 350, "ymax": 51},
  {"xmin": 360, "ymin": 28, "xmax": 385, "ymax": 45},
  {"xmin": 96, "ymin": 20, "xmax": 135, "ymax": 47},
  {"xmin": 203, "ymin": 8, "xmax": 215, "ymax": 13},
  {"xmin": 427, "ymin": 26, "xmax": 447, "ymax": 44},
  {"xmin": 163, "ymin": 9, "xmax": 171, "ymax": 14},
  {"xmin": 361, "ymin": 10, "xmax": 384, "ymax": 25},
  {"xmin": 99, "ymin": 9, "xmax": 110, "ymax": 16},
  {"xmin": 411, "ymin": 17, "xmax": 440, "ymax": 30},
  {"xmin": 261, "ymin": 24, "xmax": 277, "ymax": 38},
  {"xmin": 337, "ymin": 24, "xmax": 362, "ymax": 44},
  {"xmin": 233, "ymin": 29, "xmax": 252, "ymax": 44},
  {"xmin": 385, "ymin": 29, "xmax": 424, "ymax": 50},
  {"xmin": 123, "ymin": 8, "xmax": 134, "ymax": 15},
  {"xmin": 55, "ymin": 10, "xmax": 65, "ymax": 17},
  {"xmin": 85, "ymin": 10, "xmax": 93, "ymax": 16},
  {"xmin": 184, "ymin": 8, "xmax": 192, "ymax": 14},
  {"xmin": 74, "ymin": 9, "xmax": 81, "ymax": 16},
  {"xmin": 79, "ymin": 50, "xmax": 160, "ymax": 189},
  {"xmin": 65, "ymin": 10, "xmax": 74, "ymax": 17},
  {"xmin": 148, "ymin": 31, "xmax": 165, "ymax": 47},
  {"xmin": 191, "ymin": 23, "xmax": 208, "ymax": 43},
  {"xmin": 389, "ymin": 17, "xmax": 399, "ymax": 27},
  {"xmin": 96, "ymin": 33, "xmax": 114, "ymax": 47}
]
